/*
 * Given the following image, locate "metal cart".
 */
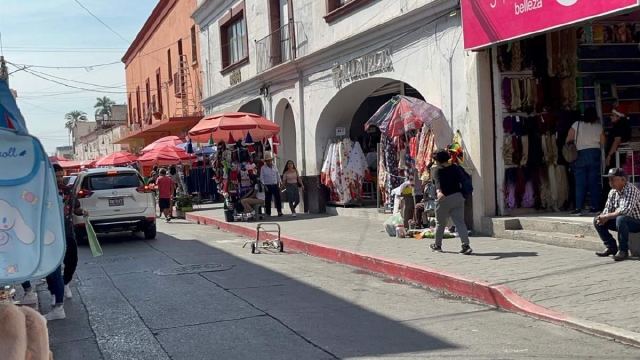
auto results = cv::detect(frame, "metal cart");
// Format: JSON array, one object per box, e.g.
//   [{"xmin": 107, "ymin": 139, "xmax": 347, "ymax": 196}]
[{"xmin": 243, "ymin": 223, "xmax": 284, "ymax": 254}]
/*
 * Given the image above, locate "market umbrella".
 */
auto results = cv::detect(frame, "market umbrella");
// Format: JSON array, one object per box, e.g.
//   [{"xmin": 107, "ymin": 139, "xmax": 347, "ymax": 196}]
[
  {"xmin": 137, "ymin": 146, "xmax": 192, "ymax": 166},
  {"xmin": 59, "ymin": 161, "xmax": 80, "ymax": 169},
  {"xmin": 79, "ymin": 159, "xmax": 96, "ymax": 168},
  {"xmin": 94, "ymin": 151, "xmax": 138, "ymax": 167},
  {"xmin": 176, "ymin": 142, "xmax": 216, "ymax": 155},
  {"xmin": 49, "ymin": 156, "xmax": 68, "ymax": 162},
  {"xmin": 141, "ymin": 135, "xmax": 184, "ymax": 153},
  {"xmin": 364, "ymin": 95, "xmax": 445, "ymax": 137},
  {"xmin": 188, "ymin": 112, "xmax": 280, "ymax": 143}
]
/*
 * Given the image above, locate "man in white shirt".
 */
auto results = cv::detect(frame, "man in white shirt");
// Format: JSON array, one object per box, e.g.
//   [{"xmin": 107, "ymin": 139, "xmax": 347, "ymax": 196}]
[{"xmin": 259, "ymin": 152, "xmax": 283, "ymax": 217}]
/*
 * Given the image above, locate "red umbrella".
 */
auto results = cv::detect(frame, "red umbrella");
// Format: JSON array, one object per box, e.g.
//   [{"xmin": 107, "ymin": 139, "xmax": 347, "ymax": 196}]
[
  {"xmin": 140, "ymin": 136, "xmax": 184, "ymax": 153},
  {"xmin": 365, "ymin": 95, "xmax": 445, "ymax": 137},
  {"xmin": 189, "ymin": 112, "xmax": 280, "ymax": 143},
  {"xmin": 137, "ymin": 147, "xmax": 192, "ymax": 166},
  {"xmin": 94, "ymin": 151, "xmax": 138, "ymax": 167},
  {"xmin": 79, "ymin": 159, "xmax": 95, "ymax": 168},
  {"xmin": 59, "ymin": 161, "xmax": 80, "ymax": 169}
]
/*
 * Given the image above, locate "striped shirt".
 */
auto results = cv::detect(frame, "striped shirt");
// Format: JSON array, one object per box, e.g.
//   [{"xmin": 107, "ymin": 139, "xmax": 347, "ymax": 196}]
[
  {"xmin": 602, "ymin": 182, "xmax": 640, "ymax": 220},
  {"xmin": 260, "ymin": 164, "xmax": 280, "ymax": 185}
]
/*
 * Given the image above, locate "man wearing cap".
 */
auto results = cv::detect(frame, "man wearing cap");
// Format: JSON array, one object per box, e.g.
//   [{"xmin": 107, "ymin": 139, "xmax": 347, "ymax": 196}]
[
  {"xmin": 594, "ymin": 168, "xmax": 640, "ymax": 261},
  {"xmin": 259, "ymin": 152, "xmax": 283, "ymax": 217}
]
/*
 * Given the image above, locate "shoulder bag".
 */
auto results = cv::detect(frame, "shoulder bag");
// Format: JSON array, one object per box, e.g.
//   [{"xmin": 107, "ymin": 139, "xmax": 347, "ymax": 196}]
[{"xmin": 562, "ymin": 122, "xmax": 580, "ymax": 163}]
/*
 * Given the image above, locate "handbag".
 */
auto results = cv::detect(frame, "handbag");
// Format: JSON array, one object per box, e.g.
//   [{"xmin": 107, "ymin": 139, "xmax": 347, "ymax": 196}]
[{"xmin": 562, "ymin": 122, "xmax": 580, "ymax": 163}]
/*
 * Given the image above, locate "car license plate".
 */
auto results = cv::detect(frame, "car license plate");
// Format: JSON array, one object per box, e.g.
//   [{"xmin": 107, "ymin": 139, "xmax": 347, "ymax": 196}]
[{"xmin": 109, "ymin": 198, "xmax": 124, "ymax": 206}]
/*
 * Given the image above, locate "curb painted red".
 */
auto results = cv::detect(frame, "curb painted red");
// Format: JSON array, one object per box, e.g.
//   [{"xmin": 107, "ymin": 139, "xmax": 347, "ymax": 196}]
[{"xmin": 186, "ymin": 213, "xmax": 640, "ymax": 347}]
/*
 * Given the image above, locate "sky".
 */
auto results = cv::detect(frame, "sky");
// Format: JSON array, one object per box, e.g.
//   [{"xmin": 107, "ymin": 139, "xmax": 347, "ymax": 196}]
[{"xmin": 1, "ymin": 0, "xmax": 159, "ymax": 154}]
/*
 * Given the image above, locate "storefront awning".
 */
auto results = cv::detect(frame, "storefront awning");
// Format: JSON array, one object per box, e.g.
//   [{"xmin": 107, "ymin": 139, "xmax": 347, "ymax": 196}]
[
  {"xmin": 461, "ymin": 0, "xmax": 640, "ymax": 50},
  {"xmin": 114, "ymin": 115, "xmax": 202, "ymax": 145}
]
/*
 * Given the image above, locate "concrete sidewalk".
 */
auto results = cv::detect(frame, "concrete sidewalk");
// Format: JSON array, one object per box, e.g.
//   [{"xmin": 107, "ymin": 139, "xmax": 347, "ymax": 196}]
[{"xmin": 186, "ymin": 204, "xmax": 640, "ymax": 346}]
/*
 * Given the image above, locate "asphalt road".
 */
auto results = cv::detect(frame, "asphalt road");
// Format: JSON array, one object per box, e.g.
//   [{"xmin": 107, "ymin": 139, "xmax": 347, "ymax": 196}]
[{"xmin": 41, "ymin": 219, "xmax": 640, "ymax": 360}]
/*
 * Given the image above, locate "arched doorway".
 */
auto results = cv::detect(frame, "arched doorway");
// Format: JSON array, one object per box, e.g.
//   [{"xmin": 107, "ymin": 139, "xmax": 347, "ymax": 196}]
[
  {"xmin": 273, "ymin": 98, "xmax": 297, "ymax": 173},
  {"xmin": 238, "ymin": 98, "xmax": 264, "ymax": 116},
  {"xmin": 314, "ymin": 78, "xmax": 424, "ymax": 172}
]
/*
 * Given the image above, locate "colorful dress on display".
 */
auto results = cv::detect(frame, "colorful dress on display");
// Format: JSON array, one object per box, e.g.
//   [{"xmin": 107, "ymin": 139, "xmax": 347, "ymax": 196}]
[{"xmin": 347, "ymin": 141, "xmax": 367, "ymax": 202}]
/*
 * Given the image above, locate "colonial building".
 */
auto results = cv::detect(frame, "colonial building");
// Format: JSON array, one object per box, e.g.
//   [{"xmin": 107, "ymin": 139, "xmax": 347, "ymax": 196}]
[
  {"xmin": 116, "ymin": 0, "xmax": 203, "ymax": 154},
  {"xmin": 75, "ymin": 105, "xmax": 129, "ymax": 161},
  {"xmin": 192, "ymin": 0, "xmax": 494, "ymax": 230}
]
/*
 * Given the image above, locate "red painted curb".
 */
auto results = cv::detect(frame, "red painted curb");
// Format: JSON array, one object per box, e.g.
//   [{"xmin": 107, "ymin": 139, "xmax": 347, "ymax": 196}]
[{"xmin": 186, "ymin": 212, "xmax": 640, "ymax": 347}]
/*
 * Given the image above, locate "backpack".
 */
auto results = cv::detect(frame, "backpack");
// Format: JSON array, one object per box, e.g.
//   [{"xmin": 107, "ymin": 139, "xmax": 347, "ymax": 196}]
[
  {"xmin": 456, "ymin": 164, "xmax": 473, "ymax": 199},
  {"xmin": 0, "ymin": 74, "xmax": 66, "ymax": 286}
]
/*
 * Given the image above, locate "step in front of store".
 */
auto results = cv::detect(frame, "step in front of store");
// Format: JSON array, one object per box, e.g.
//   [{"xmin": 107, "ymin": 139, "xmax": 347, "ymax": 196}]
[{"xmin": 482, "ymin": 215, "xmax": 640, "ymax": 256}]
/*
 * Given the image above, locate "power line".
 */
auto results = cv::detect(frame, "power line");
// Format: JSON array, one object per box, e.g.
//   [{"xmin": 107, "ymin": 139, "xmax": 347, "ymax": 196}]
[
  {"xmin": 18, "ymin": 67, "xmax": 127, "ymax": 94},
  {"xmin": 8, "ymin": 61, "xmax": 121, "ymax": 70},
  {"xmin": 73, "ymin": 0, "xmax": 130, "ymax": 44}
]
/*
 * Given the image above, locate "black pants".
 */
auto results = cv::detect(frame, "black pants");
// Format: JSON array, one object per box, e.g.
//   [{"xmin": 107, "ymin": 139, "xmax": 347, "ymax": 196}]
[
  {"xmin": 63, "ymin": 235, "xmax": 78, "ymax": 285},
  {"xmin": 264, "ymin": 184, "xmax": 282, "ymax": 216}
]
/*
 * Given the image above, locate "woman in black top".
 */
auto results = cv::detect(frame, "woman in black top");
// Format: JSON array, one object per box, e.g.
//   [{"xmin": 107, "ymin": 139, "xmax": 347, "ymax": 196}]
[
  {"xmin": 429, "ymin": 149, "xmax": 472, "ymax": 255},
  {"xmin": 605, "ymin": 106, "xmax": 631, "ymax": 168}
]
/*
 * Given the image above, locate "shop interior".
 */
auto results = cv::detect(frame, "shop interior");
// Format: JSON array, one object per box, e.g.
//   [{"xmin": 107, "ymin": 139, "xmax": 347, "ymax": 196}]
[{"xmin": 494, "ymin": 10, "xmax": 640, "ymax": 216}]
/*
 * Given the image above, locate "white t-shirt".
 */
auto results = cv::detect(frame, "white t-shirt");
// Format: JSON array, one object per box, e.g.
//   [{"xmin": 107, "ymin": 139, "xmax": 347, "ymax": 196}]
[
  {"xmin": 571, "ymin": 121, "xmax": 602, "ymax": 151},
  {"xmin": 255, "ymin": 184, "xmax": 265, "ymax": 201}
]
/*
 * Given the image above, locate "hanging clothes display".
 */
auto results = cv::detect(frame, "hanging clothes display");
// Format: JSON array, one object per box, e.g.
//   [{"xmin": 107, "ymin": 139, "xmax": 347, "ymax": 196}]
[{"xmin": 320, "ymin": 138, "xmax": 365, "ymax": 205}]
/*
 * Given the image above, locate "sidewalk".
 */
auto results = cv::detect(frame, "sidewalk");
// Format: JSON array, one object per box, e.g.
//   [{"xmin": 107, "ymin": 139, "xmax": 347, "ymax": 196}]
[{"xmin": 186, "ymin": 204, "xmax": 640, "ymax": 346}]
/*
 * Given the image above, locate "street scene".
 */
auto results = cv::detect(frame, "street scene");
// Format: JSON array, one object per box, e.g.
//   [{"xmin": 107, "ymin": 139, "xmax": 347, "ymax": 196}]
[
  {"xmin": 46, "ymin": 221, "xmax": 640, "ymax": 359},
  {"xmin": 3, "ymin": 0, "xmax": 640, "ymax": 359}
]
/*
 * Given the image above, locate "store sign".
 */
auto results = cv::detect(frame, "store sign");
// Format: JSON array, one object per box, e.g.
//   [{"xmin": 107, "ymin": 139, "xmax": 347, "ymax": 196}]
[
  {"xmin": 332, "ymin": 48, "xmax": 393, "ymax": 89},
  {"xmin": 461, "ymin": 0, "xmax": 640, "ymax": 50},
  {"xmin": 230, "ymin": 69, "xmax": 242, "ymax": 86}
]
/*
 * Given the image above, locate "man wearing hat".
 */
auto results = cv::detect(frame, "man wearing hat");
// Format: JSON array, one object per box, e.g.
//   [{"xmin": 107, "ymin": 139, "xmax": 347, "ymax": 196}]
[
  {"xmin": 594, "ymin": 168, "xmax": 640, "ymax": 261},
  {"xmin": 259, "ymin": 152, "xmax": 283, "ymax": 217}
]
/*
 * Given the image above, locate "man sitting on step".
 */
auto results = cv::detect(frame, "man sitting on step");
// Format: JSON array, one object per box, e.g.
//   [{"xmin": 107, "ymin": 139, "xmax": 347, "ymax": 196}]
[{"xmin": 594, "ymin": 168, "xmax": 640, "ymax": 261}]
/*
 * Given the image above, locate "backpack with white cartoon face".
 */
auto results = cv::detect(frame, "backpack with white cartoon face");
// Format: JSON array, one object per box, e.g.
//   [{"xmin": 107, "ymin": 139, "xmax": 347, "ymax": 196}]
[{"xmin": 0, "ymin": 65, "xmax": 65, "ymax": 286}]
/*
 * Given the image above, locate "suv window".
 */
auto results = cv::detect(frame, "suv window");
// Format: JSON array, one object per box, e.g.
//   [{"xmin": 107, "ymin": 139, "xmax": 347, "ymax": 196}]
[{"xmin": 83, "ymin": 172, "xmax": 143, "ymax": 191}]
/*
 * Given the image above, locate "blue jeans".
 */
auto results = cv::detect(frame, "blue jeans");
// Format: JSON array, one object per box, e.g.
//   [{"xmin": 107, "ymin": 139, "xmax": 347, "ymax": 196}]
[
  {"xmin": 21, "ymin": 266, "xmax": 64, "ymax": 304},
  {"xmin": 593, "ymin": 215, "xmax": 640, "ymax": 252},
  {"xmin": 573, "ymin": 148, "xmax": 601, "ymax": 210}
]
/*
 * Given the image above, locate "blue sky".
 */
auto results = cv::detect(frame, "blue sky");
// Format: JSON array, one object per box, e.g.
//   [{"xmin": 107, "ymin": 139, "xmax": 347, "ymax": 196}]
[{"xmin": 1, "ymin": 0, "xmax": 158, "ymax": 153}]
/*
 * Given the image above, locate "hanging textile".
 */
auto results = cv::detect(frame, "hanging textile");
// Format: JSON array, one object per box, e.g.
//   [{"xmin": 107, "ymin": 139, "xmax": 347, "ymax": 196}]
[
  {"xmin": 321, "ymin": 139, "xmax": 334, "ymax": 185},
  {"xmin": 383, "ymin": 134, "xmax": 402, "ymax": 208}
]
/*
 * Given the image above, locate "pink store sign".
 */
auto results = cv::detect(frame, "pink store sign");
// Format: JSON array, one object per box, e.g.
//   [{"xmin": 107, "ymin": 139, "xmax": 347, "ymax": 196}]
[{"xmin": 461, "ymin": 0, "xmax": 640, "ymax": 50}]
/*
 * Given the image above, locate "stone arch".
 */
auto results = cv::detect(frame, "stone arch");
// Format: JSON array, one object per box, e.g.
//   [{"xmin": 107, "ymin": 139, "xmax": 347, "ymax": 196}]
[
  {"xmin": 273, "ymin": 97, "xmax": 297, "ymax": 172},
  {"xmin": 313, "ymin": 77, "xmax": 427, "ymax": 173}
]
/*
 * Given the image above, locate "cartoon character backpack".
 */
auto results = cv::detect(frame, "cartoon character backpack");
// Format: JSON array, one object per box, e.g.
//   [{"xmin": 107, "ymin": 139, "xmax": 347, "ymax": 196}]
[{"xmin": 0, "ymin": 58, "xmax": 66, "ymax": 286}]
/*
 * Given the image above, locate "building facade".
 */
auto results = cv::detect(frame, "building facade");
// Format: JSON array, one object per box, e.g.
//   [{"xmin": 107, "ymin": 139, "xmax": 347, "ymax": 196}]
[
  {"xmin": 74, "ymin": 105, "xmax": 129, "ymax": 160},
  {"xmin": 117, "ymin": 0, "xmax": 204, "ymax": 153},
  {"xmin": 55, "ymin": 146, "xmax": 73, "ymax": 160},
  {"xmin": 192, "ymin": 0, "xmax": 494, "ymax": 230}
]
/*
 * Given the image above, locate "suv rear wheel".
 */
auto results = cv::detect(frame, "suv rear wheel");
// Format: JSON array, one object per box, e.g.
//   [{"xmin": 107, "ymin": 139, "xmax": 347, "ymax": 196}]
[{"xmin": 144, "ymin": 224, "xmax": 157, "ymax": 240}]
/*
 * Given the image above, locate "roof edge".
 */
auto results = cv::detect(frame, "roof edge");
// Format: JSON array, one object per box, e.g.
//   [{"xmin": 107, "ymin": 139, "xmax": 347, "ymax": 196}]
[{"xmin": 121, "ymin": 0, "xmax": 177, "ymax": 66}]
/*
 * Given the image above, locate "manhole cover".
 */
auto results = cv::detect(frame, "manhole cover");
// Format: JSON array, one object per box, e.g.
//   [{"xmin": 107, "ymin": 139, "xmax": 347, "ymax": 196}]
[
  {"xmin": 85, "ymin": 256, "xmax": 137, "ymax": 266},
  {"xmin": 153, "ymin": 263, "xmax": 233, "ymax": 276}
]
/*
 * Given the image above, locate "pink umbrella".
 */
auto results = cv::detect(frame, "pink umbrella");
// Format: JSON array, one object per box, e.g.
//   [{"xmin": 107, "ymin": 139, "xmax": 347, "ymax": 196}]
[
  {"xmin": 189, "ymin": 112, "xmax": 280, "ymax": 143},
  {"xmin": 140, "ymin": 136, "xmax": 184, "ymax": 153},
  {"xmin": 59, "ymin": 161, "xmax": 80, "ymax": 169},
  {"xmin": 94, "ymin": 151, "xmax": 138, "ymax": 167},
  {"xmin": 137, "ymin": 147, "xmax": 192, "ymax": 166},
  {"xmin": 79, "ymin": 159, "xmax": 95, "ymax": 168}
]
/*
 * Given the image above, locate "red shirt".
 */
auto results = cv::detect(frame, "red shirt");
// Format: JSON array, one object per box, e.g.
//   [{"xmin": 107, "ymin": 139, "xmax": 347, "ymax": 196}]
[{"xmin": 156, "ymin": 176, "xmax": 174, "ymax": 199}]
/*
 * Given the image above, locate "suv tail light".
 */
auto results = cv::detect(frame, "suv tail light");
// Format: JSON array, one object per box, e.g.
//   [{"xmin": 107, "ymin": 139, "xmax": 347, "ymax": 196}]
[
  {"xmin": 77, "ymin": 189, "xmax": 93, "ymax": 198},
  {"xmin": 136, "ymin": 185, "xmax": 151, "ymax": 193}
]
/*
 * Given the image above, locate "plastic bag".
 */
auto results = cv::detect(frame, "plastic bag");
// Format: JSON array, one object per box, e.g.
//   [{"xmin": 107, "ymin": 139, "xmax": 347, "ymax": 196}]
[
  {"xmin": 85, "ymin": 221, "xmax": 103, "ymax": 257},
  {"xmin": 383, "ymin": 213, "xmax": 403, "ymax": 237}
]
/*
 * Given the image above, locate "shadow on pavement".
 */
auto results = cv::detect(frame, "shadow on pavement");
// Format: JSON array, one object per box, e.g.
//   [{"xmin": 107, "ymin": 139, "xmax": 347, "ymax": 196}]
[
  {"xmin": 49, "ymin": 227, "xmax": 459, "ymax": 360},
  {"xmin": 471, "ymin": 251, "xmax": 539, "ymax": 260}
]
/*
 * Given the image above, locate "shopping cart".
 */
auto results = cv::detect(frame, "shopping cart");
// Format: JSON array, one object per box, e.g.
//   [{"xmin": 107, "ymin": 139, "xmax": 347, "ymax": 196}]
[{"xmin": 243, "ymin": 223, "xmax": 284, "ymax": 254}]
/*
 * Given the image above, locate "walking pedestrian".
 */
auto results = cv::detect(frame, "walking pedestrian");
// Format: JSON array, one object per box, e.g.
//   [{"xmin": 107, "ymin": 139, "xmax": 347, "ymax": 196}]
[
  {"xmin": 282, "ymin": 160, "xmax": 304, "ymax": 217},
  {"xmin": 429, "ymin": 149, "xmax": 472, "ymax": 255},
  {"xmin": 156, "ymin": 169, "xmax": 174, "ymax": 222},
  {"xmin": 259, "ymin": 152, "xmax": 283, "ymax": 217}
]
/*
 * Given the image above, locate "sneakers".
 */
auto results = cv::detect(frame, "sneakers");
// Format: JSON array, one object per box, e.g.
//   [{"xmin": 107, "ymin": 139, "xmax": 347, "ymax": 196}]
[
  {"xmin": 460, "ymin": 245, "xmax": 473, "ymax": 255},
  {"xmin": 588, "ymin": 208, "xmax": 600, "ymax": 215},
  {"xmin": 430, "ymin": 243, "xmax": 442, "ymax": 252},
  {"xmin": 64, "ymin": 285, "xmax": 72, "ymax": 299},
  {"xmin": 570, "ymin": 209, "xmax": 582, "ymax": 216},
  {"xmin": 292, "ymin": 211, "xmax": 297, "ymax": 217},
  {"xmin": 50, "ymin": 295, "xmax": 56, "ymax": 307},
  {"xmin": 44, "ymin": 306, "xmax": 66, "ymax": 321},
  {"xmin": 22, "ymin": 291, "xmax": 38, "ymax": 305}
]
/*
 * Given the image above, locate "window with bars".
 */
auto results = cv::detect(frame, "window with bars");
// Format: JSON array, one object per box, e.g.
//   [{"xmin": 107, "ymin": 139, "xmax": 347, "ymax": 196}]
[{"xmin": 219, "ymin": 3, "xmax": 248, "ymax": 72}]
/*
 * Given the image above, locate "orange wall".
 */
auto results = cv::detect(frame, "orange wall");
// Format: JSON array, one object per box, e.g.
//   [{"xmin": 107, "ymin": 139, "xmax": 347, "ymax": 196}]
[{"xmin": 124, "ymin": 0, "xmax": 202, "ymax": 129}]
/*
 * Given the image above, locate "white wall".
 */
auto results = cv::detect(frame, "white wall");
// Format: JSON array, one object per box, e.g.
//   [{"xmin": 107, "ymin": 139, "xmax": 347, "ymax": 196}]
[{"xmin": 195, "ymin": 0, "xmax": 445, "ymax": 101}]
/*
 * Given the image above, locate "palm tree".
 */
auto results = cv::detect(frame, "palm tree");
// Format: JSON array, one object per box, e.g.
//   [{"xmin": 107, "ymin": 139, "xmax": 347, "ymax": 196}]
[
  {"xmin": 94, "ymin": 96, "xmax": 116, "ymax": 117},
  {"xmin": 64, "ymin": 110, "xmax": 88, "ymax": 146}
]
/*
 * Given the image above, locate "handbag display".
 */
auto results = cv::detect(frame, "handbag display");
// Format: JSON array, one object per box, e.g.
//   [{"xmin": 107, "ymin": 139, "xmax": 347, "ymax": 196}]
[{"xmin": 562, "ymin": 122, "xmax": 580, "ymax": 163}]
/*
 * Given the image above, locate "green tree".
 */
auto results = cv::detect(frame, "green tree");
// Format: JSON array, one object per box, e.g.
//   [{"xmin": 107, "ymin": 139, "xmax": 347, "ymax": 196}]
[
  {"xmin": 64, "ymin": 110, "xmax": 88, "ymax": 145},
  {"xmin": 94, "ymin": 96, "xmax": 116, "ymax": 116}
]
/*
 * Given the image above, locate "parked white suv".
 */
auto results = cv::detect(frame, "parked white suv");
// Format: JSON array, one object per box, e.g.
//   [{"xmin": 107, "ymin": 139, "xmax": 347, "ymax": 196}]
[{"xmin": 69, "ymin": 167, "xmax": 157, "ymax": 241}]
